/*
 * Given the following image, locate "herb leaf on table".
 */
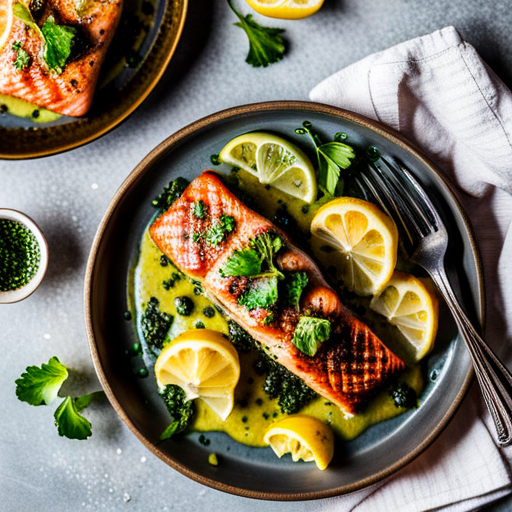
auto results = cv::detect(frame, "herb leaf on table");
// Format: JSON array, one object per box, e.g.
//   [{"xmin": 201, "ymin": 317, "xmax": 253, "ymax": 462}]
[{"xmin": 228, "ymin": 0, "xmax": 286, "ymax": 68}]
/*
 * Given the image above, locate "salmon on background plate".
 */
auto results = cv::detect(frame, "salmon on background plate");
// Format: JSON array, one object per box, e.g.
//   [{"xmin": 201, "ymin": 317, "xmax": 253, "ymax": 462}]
[
  {"xmin": 150, "ymin": 171, "xmax": 406, "ymax": 415},
  {"xmin": 0, "ymin": 0, "xmax": 123, "ymax": 117}
]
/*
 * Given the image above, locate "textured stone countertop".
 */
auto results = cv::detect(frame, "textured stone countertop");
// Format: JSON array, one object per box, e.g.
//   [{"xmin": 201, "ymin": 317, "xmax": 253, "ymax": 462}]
[{"xmin": 1, "ymin": 1, "xmax": 512, "ymax": 511}]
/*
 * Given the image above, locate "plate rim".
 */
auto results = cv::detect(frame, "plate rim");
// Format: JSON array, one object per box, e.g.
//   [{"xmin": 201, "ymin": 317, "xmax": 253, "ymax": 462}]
[
  {"xmin": 0, "ymin": 0, "xmax": 188, "ymax": 160},
  {"xmin": 84, "ymin": 100, "xmax": 480, "ymax": 501}
]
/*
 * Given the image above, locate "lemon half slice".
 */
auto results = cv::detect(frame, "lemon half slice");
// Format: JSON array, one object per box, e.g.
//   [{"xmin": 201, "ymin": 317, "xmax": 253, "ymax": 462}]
[
  {"xmin": 155, "ymin": 330, "xmax": 240, "ymax": 421},
  {"xmin": 0, "ymin": 0, "xmax": 13, "ymax": 51},
  {"xmin": 246, "ymin": 0, "xmax": 325, "ymax": 19},
  {"xmin": 311, "ymin": 197, "xmax": 398, "ymax": 296},
  {"xmin": 264, "ymin": 415, "xmax": 335, "ymax": 470},
  {"xmin": 370, "ymin": 271, "xmax": 439, "ymax": 361},
  {"xmin": 219, "ymin": 132, "xmax": 317, "ymax": 203}
]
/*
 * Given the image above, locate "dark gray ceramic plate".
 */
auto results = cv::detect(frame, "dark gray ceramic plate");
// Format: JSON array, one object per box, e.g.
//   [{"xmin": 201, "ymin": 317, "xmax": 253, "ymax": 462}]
[
  {"xmin": 84, "ymin": 101, "xmax": 480, "ymax": 500},
  {"xmin": 0, "ymin": 0, "xmax": 187, "ymax": 159}
]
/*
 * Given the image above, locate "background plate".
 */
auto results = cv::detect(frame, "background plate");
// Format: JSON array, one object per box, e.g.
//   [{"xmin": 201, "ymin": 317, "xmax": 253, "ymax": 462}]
[
  {"xmin": 0, "ymin": 0, "xmax": 187, "ymax": 160},
  {"xmin": 85, "ymin": 101, "xmax": 480, "ymax": 500}
]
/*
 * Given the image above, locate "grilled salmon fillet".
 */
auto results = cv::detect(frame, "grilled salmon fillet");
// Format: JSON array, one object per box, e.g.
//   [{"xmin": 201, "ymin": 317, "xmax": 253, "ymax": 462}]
[
  {"xmin": 150, "ymin": 171, "xmax": 406, "ymax": 414},
  {"xmin": 0, "ymin": 0, "xmax": 122, "ymax": 116}
]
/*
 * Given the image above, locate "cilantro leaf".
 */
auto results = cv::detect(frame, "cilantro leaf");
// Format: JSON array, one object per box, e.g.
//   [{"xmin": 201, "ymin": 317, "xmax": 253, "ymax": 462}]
[
  {"xmin": 228, "ymin": 0, "xmax": 285, "ymax": 68},
  {"xmin": 54, "ymin": 396, "xmax": 92, "ymax": 440},
  {"xmin": 152, "ymin": 177, "xmax": 190, "ymax": 210},
  {"xmin": 292, "ymin": 316, "xmax": 331, "ymax": 357},
  {"xmin": 238, "ymin": 276, "xmax": 278, "ymax": 310},
  {"xmin": 296, "ymin": 122, "xmax": 356, "ymax": 196},
  {"xmin": 282, "ymin": 272, "xmax": 309, "ymax": 307},
  {"xmin": 41, "ymin": 17, "xmax": 77, "ymax": 74},
  {"xmin": 15, "ymin": 356, "xmax": 68, "ymax": 406},
  {"xmin": 12, "ymin": 42, "xmax": 31, "ymax": 70},
  {"xmin": 204, "ymin": 215, "xmax": 236, "ymax": 245},
  {"xmin": 220, "ymin": 247, "xmax": 262, "ymax": 277},
  {"xmin": 159, "ymin": 385, "xmax": 195, "ymax": 440},
  {"xmin": 193, "ymin": 200, "xmax": 208, "ymax": 219}
]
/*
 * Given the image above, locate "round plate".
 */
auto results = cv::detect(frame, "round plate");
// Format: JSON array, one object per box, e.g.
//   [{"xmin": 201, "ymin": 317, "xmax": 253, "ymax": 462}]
[
  {"xmin": 0, "ymin": 0, "xmax": 187, "ymax": 160},
  {"xmin": 84, "ymin": 101, "xmax": 480, "ymax": 500}
]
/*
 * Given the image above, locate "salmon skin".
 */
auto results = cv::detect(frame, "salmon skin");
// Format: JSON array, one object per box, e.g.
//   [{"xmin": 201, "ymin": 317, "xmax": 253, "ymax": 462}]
[
  {"xmin": 0, "ymin": 0, "xmax": 122, "ymax": 116},
  {"xmin": 150, "ymin": 171, "xmax": 406, "ymax": 415}
]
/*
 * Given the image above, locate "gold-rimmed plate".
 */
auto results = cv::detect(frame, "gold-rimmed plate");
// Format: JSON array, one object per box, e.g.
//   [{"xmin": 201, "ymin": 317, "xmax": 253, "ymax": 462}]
[
  {"xmin": 0, "ymin": 0, "xmax": 187, "ymax": 160},
  {"xmin": 85, "ymin": 101, "xmax": 480, "ymax": 500}
]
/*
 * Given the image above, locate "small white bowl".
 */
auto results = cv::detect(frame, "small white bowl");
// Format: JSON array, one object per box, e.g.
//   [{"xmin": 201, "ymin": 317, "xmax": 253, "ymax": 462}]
[{"xmin": 0, "ymin": 209, "xmax": 49, "ymax": 304}]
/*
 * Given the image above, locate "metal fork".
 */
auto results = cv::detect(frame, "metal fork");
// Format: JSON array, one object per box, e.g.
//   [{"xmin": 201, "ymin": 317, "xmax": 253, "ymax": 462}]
[{"xmin": 358, "ymin": 157, "xmax": 512, "ymax": 446}]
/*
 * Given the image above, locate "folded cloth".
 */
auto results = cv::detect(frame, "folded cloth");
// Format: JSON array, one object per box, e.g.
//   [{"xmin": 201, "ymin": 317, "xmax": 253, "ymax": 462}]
[{"xmin": 310, "ymin": 26, "xmax": 512, "ymax": 512}]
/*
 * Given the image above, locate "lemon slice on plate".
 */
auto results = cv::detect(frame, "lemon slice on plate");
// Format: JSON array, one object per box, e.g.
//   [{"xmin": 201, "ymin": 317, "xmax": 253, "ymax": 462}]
[
  {"xmin": 264, "ymin": 415, "xmax": 334, "ymax": 470},
  {"xmin": 154, "ymin": 329, "xmax": 240, "ymax": 421},
  {"xmin": 245, "ymin": 0, "xmax": 325, "ymax": 19},
  {"xmin": 219, "ymin": 132, "xmax": 317, "ymax": 203},
  {"xmin": 370, "ymin": 271, "xmax": 439, "ymax": 361},
  {"xmin": 0, "ymin": 0, "xmax": 13, "ymax": 51},
  {"xmin": 311, "ymin": 197, "xmax": 398, "ymax": 296}
]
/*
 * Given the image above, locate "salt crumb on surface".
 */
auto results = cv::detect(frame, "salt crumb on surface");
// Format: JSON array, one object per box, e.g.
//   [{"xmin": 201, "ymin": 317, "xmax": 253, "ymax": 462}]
[
  {"xmin": 91, "ymin": 183, "xmax": 99, "ymax": 190},
  {"xmin": 140, "ymin": 456, "xmax": 146, "ymax": 463},
  {"xmin": 123, "ymin": 493, "xmax": 131, "ymax": 503},
  {"xmin": 116, "ymin": 449, "xmax": 122, "ymax": 455},
  {"xmin": 43, "ymin": 333, "xmax": 51, "ymax": 339}
]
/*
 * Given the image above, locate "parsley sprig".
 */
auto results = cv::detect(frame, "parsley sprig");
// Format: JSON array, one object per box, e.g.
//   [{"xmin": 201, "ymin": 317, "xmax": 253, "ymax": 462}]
[
  {"xmin": 15, "ymin": 357, "xmax": 103, "ymax": 440},
  {"xmin": 12, "ymin": 42, "xmax": 31, "ymax": 70},
  {"xmin": 292, "ymin": 316, "xmax": 331, "ymax": 357},
  {"xmin": 296, "ymin": 121, "xmax": 356, "ymax": 197},
  {"xmin": 228, "ymin": 0, "xmax": 286, "ymax": 68}
]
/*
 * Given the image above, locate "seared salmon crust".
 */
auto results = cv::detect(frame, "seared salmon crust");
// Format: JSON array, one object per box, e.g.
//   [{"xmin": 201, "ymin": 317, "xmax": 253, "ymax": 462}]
[
  {"xmin": 150, "ymin": 171, "xmax": 405, "ymax": 414},
  {"xmin": 0, "ymin": 0, "xmax": 122, "ymax": 116}
]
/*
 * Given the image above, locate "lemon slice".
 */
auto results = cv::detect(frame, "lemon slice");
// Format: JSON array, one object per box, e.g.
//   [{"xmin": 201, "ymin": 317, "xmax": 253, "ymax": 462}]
[
  {"xmin": 219, "ymin": 132, "xmax": 317, "ymax": 203},
  {"xmin": 311, "ymin": 197, "xmax": 398, "ymax": 296},
  {"xmin": 370, "ymin": 271, "xmax": 439, "ymax": 361},
  {"xmin": 0, "ymin": 0, "xmax": 13, "ymax": 51},
  {"xmin": 264, "ymin": 415, "xmax": 334, "ymax": 470},
  {"xmin": 245, "ymin": 0, "xmax": 324, "ymax": 19},
  {"xmin": 154, "ymin": 330, "xmax": 240, "ymax": 421}
]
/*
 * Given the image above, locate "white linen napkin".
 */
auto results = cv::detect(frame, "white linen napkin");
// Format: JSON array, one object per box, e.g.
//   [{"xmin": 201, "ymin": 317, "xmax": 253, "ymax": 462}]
[{"xmin": 310, "ymin": 26, "xmax": 512, "ymax": 512}]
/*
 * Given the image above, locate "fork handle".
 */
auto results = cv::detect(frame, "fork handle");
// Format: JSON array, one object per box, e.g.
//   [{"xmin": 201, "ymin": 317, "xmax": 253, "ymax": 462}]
[{"xmin": 429, "ymin": 267, "xmax": 512, "ymax": 446}]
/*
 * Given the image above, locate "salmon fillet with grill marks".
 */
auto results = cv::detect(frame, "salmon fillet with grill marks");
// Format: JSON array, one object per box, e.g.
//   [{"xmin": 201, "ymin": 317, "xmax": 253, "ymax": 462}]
[
  {"xmin": 0, "ymin": 0, "xmax": 122, "ymax": 116},
  {"xmin": 150, "ymin": 171, "xmax": 406, "ymax": 415}
]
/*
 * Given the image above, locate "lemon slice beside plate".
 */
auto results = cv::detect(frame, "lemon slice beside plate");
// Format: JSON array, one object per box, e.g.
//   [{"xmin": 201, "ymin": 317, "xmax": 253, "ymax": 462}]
[
  {"xmin": 264, "ymin": 415, "xmax": 335, "ymax": 470},
  {"xmin": 219, "ymin": 132, "xmax": 317, "ymax": 203},
  {"xmin": 154, "ymin": 329, "xmax": 240, "ymax": 421},
  {"xmin": 311, "ymin": 197, "xmax": 399, "ymax": 296},
  {"xmin": 370, "ymin": 271, "xmax": 439, "ymax": 361},
  {"xmin": 245, "ymin": 0, "xmax": 325, "ymax": 19}
]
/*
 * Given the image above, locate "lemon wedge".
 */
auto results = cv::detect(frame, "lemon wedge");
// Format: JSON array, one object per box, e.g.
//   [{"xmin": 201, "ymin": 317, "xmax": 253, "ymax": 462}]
[
  {"xmin": 264, "ymin": 415, "xmax": 334, "ymax": 470},
  {"xmin": 311, "ymin": 197, "xmax": 399, "ymax": 296},
  {"xmin": 0, "ymin": 0, "xmax": 13, "ymax": 52},
  {"xmin": 370, "ymin": 271, "xmax": 439, "ymax": 361},
  {"xmin": 219, "ymin": 132, "xmax": 317, "ymax": 203},
  {"xmin": 245, "ymin": 0, "xmax": 325, "ymax": 19},
  {"xmin": 154, "ymin": 330, "xmax": 240, "ymax": 421}
]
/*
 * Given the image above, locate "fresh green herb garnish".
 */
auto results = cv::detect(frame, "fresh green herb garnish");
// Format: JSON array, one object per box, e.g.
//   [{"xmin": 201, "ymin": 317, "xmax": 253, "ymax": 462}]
[
  {"xmin": 41, "ymin": 16, "xmax": 77, "ymax": 74},
  {"xmin": 296, "ymin": 121, "xmax": 356, "ymax": 197},
  {"xmin": 141, "ymin": 297, "xmax": 173, "ymax": 350},
  {"xmin": 204, "ymin": 214, "xmax": 236, "ymax": 245},
  {"xmin": 227, "ymin": 0, "xmax": 286, "ymax": 68},
  {"xmin": 220, "ymin": 232, "xmax": 284, "ymax": 281},
  {"xmin": 292, "ymin": 316, "xmax": 331, "ymax": 357},
  {"xmin": 12, "ymin": 42, "xmax": 31, "ymax": 70},
  {"xmin": 15, "ymin": 357, "xmax": 103, "ymax": 440},
  {"xmin": 152, "ymin": 177, "xmax": 190, "ymax": 210},
  {"xmin": 282, "ymin": 271, "xmax": 308, "ymax": 307},
  {"xmin": 159, "ymin": 384, "xmax": 195, "ymax": 440},
  {"xmin": 13, "ymin": 5, "xmax": 77, "ymax": 74},
  {"xmin": 238, "ymin": 276, "xmax": 278, "ymax": 310},
  {"xmin": 193, "ymin": 200, "xmax": 208, "ymax": 219},
  {"xmin": 15, "ymin": 356, "xmax": 68, "ymax": 406}
]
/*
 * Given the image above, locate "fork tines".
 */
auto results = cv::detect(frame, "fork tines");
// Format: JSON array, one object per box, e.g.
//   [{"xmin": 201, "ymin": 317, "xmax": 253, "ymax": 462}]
[{"xmin": 358, "ymin": 157, "xmax": 439, "ymax": 250}]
